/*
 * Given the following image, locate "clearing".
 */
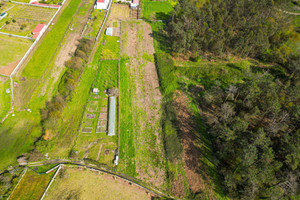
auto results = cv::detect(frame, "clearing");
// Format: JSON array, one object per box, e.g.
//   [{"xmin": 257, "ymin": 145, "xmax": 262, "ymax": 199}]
[
  {"xmin": 0, "ymin": 76, "xmax": 10, "ymax": 119},
  {"xmin": 43, "ymin": 166, "xmax": 151, "ymax": 200}
]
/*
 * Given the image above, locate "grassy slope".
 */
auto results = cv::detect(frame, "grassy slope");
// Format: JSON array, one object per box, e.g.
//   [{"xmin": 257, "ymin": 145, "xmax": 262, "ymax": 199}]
[
  {"xmin": 44, "ymin": 167, "xmax": 149, "ymax": 200},
  {"xmin": 0, "ymin": 35, "xmax": 32, "ymax": 67},
  {"xmin": 141, "ymin": 0, "xmax": 173, "ymax": 20},
  {"xmin": 9, "ymin": 169, "xmax": 55, "ymax": 200}
]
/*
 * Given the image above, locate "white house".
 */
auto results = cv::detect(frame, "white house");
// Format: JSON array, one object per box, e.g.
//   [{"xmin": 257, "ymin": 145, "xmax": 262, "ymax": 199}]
[
  {"xmin": 95, "ymin": 0, "xmax": 110, "ymax": 10},
  {"xmin": 130, "ymin": 0, "xmax": 139, "ymax": 8}
]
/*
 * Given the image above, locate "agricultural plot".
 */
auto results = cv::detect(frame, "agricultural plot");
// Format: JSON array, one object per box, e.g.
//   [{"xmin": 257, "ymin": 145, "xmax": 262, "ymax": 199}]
[
  {"xmin": 0, "ymin": 34, "xmax": 33, "ymax": 75},
  {"xmin": 0, "ymin": 3, "xmax": 56, "ymax": 36},
  {"xmin": 0, "ymin": 76, "xmax": 11, "ymax": 119},
  {"xmin": 119, "ymin": 21, "xmax": 167, "ymax": 188},
  {"xmin": 43, "ymin": 167, "xmax": 150, "ymax": 200},
  {"xmin": 9, "ymin": 169, "xmax": 55, "ymax": 200},
  {"xmin": 82, "ymin": 9, "xmax": 105, "ymax": 39},
  {"xmin": 74, "ymin": 60, "xmax": 118, "ymax": 167},
  {"xmin": 101, "ymin": 35, "xmax": 120, "ymax": 59}
]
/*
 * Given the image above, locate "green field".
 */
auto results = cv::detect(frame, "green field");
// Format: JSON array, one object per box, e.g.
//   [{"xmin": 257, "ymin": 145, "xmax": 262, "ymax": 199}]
[
  {"xmin": 0, "ymin": 77, "xmax": 11, "ymax": 119},
  {"xmin": 9, "ymin": 169, "xmax": 55, "ymax": 200},
  {"xmin": 44, "ymin": 167, "xmax": 150, "ymax": 200},
  {"xmin": 0, "ymin": 35, "xmax": 32, "ymax": 69},
  {"xmin": 142, "ymin": 0, "xmax": 173, "ymax": 20}
]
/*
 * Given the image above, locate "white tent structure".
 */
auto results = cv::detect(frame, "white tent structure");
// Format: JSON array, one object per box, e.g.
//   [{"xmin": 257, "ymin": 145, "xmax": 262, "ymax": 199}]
[{"xmin": 108, "ymin": 96, "xmax": 116, "ymax": 136}]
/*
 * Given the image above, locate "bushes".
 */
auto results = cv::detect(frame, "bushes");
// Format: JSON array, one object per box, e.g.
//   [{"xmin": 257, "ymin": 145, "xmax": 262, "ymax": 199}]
[
  {"xmin": 154, "ymin": 53, "xmax": 178, "ymax": 95},
  {"xmin": 41, "ymin": 38, "xmax": 93, "ymax": 133}
]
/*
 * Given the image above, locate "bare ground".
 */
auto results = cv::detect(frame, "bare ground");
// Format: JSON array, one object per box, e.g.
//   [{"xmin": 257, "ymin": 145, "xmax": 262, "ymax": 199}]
[{"xmin": 0, "ymin": 60, "xmax": 19, "ymax": 76}]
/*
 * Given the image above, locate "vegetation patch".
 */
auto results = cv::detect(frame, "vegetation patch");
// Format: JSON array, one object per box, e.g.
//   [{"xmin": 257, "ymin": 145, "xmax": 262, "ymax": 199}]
[
  {"xmin": 9, "ymin": 169, "xmax": 55, "ymax": 200},
  {"xmin": 43, "ymin": 167, "xmax": 150, "ymax": 200},
  {"xmin": 101, "ymin": 36, "xmax": 120, "ymax": 60}
]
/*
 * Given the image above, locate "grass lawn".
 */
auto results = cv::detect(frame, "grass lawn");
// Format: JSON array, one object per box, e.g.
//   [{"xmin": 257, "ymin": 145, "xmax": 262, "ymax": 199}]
[
  {"xmin": 0, "ymin": 35, "xmax": 32, "ymax": 68},
  {"xmin": 142, "ymin": 0, "xmax": 173, "ymax": 20},
  {"xmin": 9, "ymin": 169, "xmax": 55, "ymax": 200},
  {"xmin": 0, "ymin": 77, "xmax": 11, "ymax": 119},
  {"xmin": 44, "ymin": 167, "xmax": 150, "ymax": 200},
  {"xmin": 101, "ymin": 36, "xmax": 120, "ymax": 59},
  {"xmin": 0, "ymin": 111, "xmax": 41, "ymax": 171},
  {"xmin": 30, "ymin": 164, "xmax": 58, "ymax": 174}
]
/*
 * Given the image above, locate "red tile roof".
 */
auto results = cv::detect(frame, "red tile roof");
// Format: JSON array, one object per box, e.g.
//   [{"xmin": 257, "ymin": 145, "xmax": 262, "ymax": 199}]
[
  {"xmin": 32, "ymin": 24, "xmax": 45, "ymax": 33},
  {"xmin": 97, "ymin": 0, "xmax": 105, "ymax": 3},
  {"xmin": 32, "ymin": 32, "xmax": 40, "ymax": 39}
]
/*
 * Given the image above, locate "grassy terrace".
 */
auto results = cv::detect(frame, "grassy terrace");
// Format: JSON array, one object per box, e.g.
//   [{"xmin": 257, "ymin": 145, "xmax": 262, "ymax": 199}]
[{"xmin": 9, "ymin": 169, "xmax": 55, "ymax": 200}]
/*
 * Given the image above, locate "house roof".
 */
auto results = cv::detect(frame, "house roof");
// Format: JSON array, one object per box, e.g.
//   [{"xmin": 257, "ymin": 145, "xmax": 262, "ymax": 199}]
[
  {"xmin": 132, "ymin": 0, "xmax": 139, "ymax": 4},
  {"xmin": 32, "ymin": 33, "xmax": 40, "ymax": 39},
  {"xmin": 97, "ymin": 0, "xmax": 105, "ymax": 3},
  {"xmin": 32, "ymin": 24, "xmax": 45, "ymax": 33}
]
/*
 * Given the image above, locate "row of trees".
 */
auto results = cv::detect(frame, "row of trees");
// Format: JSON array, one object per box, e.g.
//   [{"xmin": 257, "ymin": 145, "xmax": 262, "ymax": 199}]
[{"xmin": 41, "ymin": 38, "xmax": 93, "ymax": 133}]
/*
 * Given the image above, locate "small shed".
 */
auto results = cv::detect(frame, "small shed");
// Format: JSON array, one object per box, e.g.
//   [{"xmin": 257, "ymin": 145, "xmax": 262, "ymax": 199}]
[
  {"xmin": 32, "ymin": 24, "xmax": 46, "ymax": 39},
  {"xmin": 106, "ymin": 27, "xmax": 113, "ymax": 36},
  {"xmin": 0, "ymin": 12, "xmax": 7, "ymax": 20},
  {"xmin": 93, "ymin": 88, "xmax": 99, "ymax": 94},
  {"xmin": 95, "ymin": 0, "xmax": 110, "ymax": 10},
  {"xmin": 107, "ymin": 96, "xmax": 116, "ymax": 136},
  {"xmin": 130, "ymin": 0, "xmax": 139, "ymax": 8},
  {"xmin": 114, "ymin": 155, "xmax": 119, "ymax": 166}
]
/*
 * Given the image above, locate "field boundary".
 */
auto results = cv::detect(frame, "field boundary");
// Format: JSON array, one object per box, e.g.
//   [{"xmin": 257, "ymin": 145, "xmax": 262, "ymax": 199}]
[
  {"xmin": 3, "ymin": 0, "xmax": 60, "ymax": 9},
  {"xmin": 39, "ymin": 164, "xmax": 62, "ymax": 200},
  {"xmin": 33, "ymin": 162, "xmax": 176, "ymax": 199},
  {"xmin": 0, "ymin": 32, "xmax": 34, "ymax": 40}
]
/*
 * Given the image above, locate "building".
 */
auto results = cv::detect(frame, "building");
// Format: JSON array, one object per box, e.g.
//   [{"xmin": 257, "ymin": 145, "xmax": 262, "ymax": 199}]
[
  {"xmin": 130, "ymin": 0, "xmax": 139, "ymax": 8},
  {"xmin": 105, "ymin": 27, "xmax": 113, "ymax": 36},
  {"xmin": 95, "ymin": 0, "xmax": 110, "ymax": 10},
  {"xmin": 0, "ymin": 12, "xmax": 7, "ymax": 20},
  {"xmin": 107, "ymin": 96, "xmax": 116, "ymax": 136},
  {"xmin": 93, "ymin": 88, "xmax": 99, "ymax": 94},
  {"xmin": 32, "ymin": 24, "xmax": 46, "ymax": 39}
]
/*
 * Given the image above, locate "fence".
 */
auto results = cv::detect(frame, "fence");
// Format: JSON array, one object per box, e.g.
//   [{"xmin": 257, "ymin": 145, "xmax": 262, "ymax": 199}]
[{"xmin": 4, "ymin": 0, "xmax": 59, "ymax": 9}]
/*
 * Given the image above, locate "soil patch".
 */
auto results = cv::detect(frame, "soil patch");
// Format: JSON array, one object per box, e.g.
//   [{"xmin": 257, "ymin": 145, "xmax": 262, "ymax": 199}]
[{"xmin": 0, "ymin": 60, "xmax": 19, "ymax": 76}]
